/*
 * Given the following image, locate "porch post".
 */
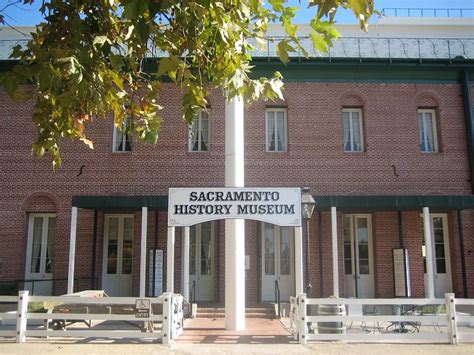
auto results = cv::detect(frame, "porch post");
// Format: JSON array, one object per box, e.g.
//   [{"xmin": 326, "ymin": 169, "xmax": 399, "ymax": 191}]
[
  {"xmin": 423, "ymin": 207, "xmax": 435, "ymax": 298},
  {"xmin": 166, "ymin": 226, "xmax": 175, "ymax": 294},
  {"xmin": 331, "ymin": 206, "xmax": 339, "ymax": 297},
  {"xmin": 225, "ymin": 94, "xmax": 245, "ymax": 330},
  {"xmin": 67, "ymin": 206, "xmax": 78, "ymax": 294},
  {"xmin": 295, "ymin": 226, "xmax": 304, "ymax": 294},
  {"xmin": 182, "ymin": 227, "xmax": 190, "ymax": 300},
  {"xmin": 140, "ymin": 207, "xmax": 148, "ymax": 297}
]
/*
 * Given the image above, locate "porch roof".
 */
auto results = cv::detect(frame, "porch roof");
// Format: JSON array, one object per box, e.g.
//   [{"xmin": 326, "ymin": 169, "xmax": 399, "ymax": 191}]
[{"xmin": 72, "ymin": 194, "xmax": 474, "ymax": 212}]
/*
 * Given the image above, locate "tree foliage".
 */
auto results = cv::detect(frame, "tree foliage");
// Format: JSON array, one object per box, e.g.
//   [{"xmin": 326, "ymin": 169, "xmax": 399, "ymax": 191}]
[{"xmin": 0, "ymin": 0, "xmax": 374, "ymax": 166}]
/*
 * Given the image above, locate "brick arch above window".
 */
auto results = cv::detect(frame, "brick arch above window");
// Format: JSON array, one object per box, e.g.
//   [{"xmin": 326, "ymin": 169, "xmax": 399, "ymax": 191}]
[
  {"xmin": 338, "ymin": 91, "xmax": 367, "ymax": 108},
  {"xmin": 21, "ymin": 192, "xmax": 60, "ymax": 213},
  {"xmin": 413, "ymin": 91, "xmax": 442, "ymax": 108}
]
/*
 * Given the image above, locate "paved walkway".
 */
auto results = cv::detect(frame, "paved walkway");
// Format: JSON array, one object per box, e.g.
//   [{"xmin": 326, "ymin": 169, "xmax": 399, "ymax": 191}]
[{"xmin": 177, "ymin": 317, "xmax": 295, "ymax": 344}]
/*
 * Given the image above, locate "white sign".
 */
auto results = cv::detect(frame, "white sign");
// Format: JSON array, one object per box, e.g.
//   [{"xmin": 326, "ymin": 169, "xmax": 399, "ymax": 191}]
[
  {"xmin": 149, "ymin": 249, "xmax": 163, "ymax": 297},
  {"xmin": 168, "ymin": 188, "xmax": 302, "ymax": 227},
  {"xmin": 135, "ymin": 298, "xmax": 150, "ymax": 318},
  {"xmin": 393, "ymin": 248, "xmax": 411, "ymax": 297}
]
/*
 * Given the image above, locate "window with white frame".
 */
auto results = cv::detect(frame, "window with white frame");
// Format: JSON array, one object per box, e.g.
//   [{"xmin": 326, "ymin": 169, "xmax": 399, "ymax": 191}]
[
  {"xmin": 343, "ymin": 108, "xmax": 364, "ymax": 152},
  {"xmin": 418, "ymin": 109, "xmax": 438, "ymax": 153},
  {"xmin": 113, "ymin": 119, "xmax": 132, "ymax": 152},
  {"xmin": 266, "ymin": 108, "xmax": 287, "ymax": 152},
  {"xmin": 189, "ymin": 111, "xmax": 210, "ymax": 152}
]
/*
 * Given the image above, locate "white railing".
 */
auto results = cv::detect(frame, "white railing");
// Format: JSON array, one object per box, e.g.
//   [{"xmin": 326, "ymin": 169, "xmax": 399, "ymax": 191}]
[
  {"xmin": 0, "ymin": 291, "xmax": 185, "ymax": 344},
  {"xmin": 293, "ymin": 293, "xmax": 474, "ymax": 345}
]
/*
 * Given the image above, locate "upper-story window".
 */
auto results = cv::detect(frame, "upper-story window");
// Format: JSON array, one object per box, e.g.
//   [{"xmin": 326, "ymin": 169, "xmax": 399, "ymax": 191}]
[
  {"xmin": 189, "ymin": 111, "xmax": 210, "ymax": 152},
  {"xmin": 418, "ymin": 109, "xmax": 438, "ymax": 153},
  {"xmin": 266, "ymin": 108, "xmax": 287, "ymax": 152},
  {"xmin": 113, "ymin": 119, "xmax": 132, "ymax": 152},
  {"xmin": 343, "ymin": 108, "xmax": 364, "ymax": 152}
]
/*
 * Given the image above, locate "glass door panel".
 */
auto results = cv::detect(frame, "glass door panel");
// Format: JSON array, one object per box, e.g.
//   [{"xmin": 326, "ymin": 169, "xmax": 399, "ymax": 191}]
[
  {"xmin": 26, "ymin": 214, "xmax": 55, "ymax": 295},
  {"xmin": 262, "ymin": 224, "xmax": 295, "ymax": 301},
  {"xmin": 189, "ymin": 222, "xmax": 214, "ymax": 301},
  {"xmin": 102, "ymin": 215, "xmax": 133, "ymax": 296}
]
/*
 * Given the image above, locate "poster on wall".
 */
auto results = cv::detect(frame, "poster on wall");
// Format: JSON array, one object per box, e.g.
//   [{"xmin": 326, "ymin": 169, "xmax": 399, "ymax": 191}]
[
  {"xmin": 149, "ymin": 249, "xmax": 163, "ymax": 297},
  {"xmin": 393, "ymin": 248, "xmax": 411, "ymax": 297}
]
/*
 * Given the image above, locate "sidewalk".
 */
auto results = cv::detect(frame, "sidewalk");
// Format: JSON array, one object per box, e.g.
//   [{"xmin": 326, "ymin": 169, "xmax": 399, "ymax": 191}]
[
  {"xmin": 0, "ymin": 341, "xmax": 473, "ymax": 354},
  {"xmin": 1, "ymin": 317, "xmax": 473, "ymax": 354}
]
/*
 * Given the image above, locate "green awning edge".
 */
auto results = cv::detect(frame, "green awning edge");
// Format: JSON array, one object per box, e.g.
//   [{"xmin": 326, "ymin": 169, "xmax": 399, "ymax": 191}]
[
  {"xmin": 72, "ymin": 196, "xmax": 168, "ymax": 211},
  {"xmin": 314, "ymin": 195, "xmax": 474, "ymax": 211},
  {"xmin": 72, "ymin": 195, "xmax": 474, "ymax": 212}
]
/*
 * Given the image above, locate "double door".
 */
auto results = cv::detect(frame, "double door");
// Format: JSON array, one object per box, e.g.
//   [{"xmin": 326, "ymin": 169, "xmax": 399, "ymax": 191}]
[
  {"xmin": 261, "ymin": 224, "xmax": 295, "ymax": 302},
  {"xmin": 25, "ymin": 214, "xmax": 56, "ymax": 295},
  {"xmin": 189, "ymin": 222, "xmax": 215, "ymax": 301},
  {"xmin": 102, "ymin": 215, "xmax": 134, "ymax": 296},
  {"xmin": 343, "ymin": 215, "xmax": 374, "ymax": 298}
]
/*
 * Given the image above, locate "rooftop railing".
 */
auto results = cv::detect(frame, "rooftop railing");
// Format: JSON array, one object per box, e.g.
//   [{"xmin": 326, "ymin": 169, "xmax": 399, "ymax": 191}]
[
  {"xmin": 1, "ymin": 36, "xmax": 473, "ymax": 62},
  {"xmin": 381, "ymin": 8, "xmax": 474, "ymax": 18}
]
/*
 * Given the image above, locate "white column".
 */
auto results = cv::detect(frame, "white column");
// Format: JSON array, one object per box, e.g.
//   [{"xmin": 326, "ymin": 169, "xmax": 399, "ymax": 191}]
[
  {"xmin": 423, "ymin": 207, "xmax": 435, "ymax": 298},
  {"xmin": 225, "ymin": 95, "xmax": 245, "ymax": 330},
  {"xmin": 331, "ymin": 207, "xmax": 339, "ymax": 297},
  {"xmin": 67, "ymin": 206, "xmax": 78, "ymax": 294},
  {"xmin": 140, "ymin": 207, "xmax": 148, "ymax": 297},
  {"xmin": 166, "ymin": 226, "xmax": 175, "ymax": 294},
  {"xmin": 182, "ymin": 227, "xmax": 190, "ymax": 300},
  {"xmin": 295, "ymin": 226, "xmax": 304, "ymax": 295}
]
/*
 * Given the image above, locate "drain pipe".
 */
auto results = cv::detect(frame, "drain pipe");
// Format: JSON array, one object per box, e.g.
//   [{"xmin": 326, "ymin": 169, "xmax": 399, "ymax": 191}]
[{"xmin": 461, "ymin": 69, "xmax": 474, "ymax": 194}]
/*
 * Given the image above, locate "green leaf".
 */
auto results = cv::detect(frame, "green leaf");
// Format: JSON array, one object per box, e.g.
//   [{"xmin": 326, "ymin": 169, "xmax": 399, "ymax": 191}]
[
  {"xmin": 157, "ymin": 57, "xmax": 178, "ymax": 78},
  {"xmin": 93, "ymin": 36, "xmax": 108, "ymax": 46},
  {"xmin": 276, "ymin": 40, "xmax": 295, "ymax": 64},
  {"xmin": 310, "ymin": 30, "xmax": 328, "ymax": 53}
]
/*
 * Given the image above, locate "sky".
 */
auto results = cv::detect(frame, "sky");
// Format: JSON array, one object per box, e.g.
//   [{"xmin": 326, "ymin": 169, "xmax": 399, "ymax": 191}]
[{"xmin": 1, "ymin": 0, "xmax": 473, "ymax": 26}]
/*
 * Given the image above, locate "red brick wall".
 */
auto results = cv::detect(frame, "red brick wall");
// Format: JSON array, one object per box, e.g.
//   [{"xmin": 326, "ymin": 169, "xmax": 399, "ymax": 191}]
[{"xmin": 1, "ymin": 81, "xmax": 473, "ymax": 301}]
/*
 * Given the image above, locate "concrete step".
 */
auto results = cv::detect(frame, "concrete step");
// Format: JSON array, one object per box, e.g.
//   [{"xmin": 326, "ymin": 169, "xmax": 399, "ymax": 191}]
[{"xmin": 196, "ymin": 307, "xmax": 276, "ymax": 319}]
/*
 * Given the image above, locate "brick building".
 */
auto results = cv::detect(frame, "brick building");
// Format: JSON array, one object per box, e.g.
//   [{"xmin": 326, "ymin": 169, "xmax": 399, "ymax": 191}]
[{"xmin": 0, "ymin": 14, "xmax": 473, "ymax": 305}]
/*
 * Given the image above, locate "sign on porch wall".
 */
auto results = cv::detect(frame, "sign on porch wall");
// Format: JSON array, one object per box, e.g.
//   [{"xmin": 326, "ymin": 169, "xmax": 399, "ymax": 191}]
[
  {"xmin": 393, "ymin": 248, "xmax": 411, "ymax": 297},
  {"xmin": 149, "ymin": 249, "xmax": 163, "ymax": 297},
  {"xmin": 168, "ymin": 188, "xmax": 302, "ymax": 227}
]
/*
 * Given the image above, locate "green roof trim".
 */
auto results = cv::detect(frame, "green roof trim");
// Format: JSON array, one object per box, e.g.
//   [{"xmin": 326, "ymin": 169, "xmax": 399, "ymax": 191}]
[
  {"xmin": 72, "ymin": 194, "xmax": 474, "ymax": 212},
  {"xmin": 314, "ymin": 195, "xmax": 474, "ymax": 211},
  {"xmin": 2, "ymin": 58, "xmax": 474, "ymax": 84},
  {"xmin": 72, "ymin": 195, "xmax": 168, "ymax": 211},
  {"xmin": 249, "ymin": 59, "xmax": 474, "ymax": 83}
]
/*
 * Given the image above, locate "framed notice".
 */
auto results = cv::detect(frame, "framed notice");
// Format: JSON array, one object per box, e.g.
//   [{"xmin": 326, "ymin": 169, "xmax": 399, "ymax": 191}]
[
  {"xmin": 392, "ymin": 248, "xmax": 411, "ymax": 297},
  {"xmin": 149, "ymin": 249, "xmax": 163, "ymax": 297}
]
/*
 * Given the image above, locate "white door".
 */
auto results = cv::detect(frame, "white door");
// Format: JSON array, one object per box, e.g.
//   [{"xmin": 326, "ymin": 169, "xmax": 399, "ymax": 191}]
[
  {"xmin": 423, "ymin": 214, "xmax": 452, "ymax": 298},
  {"xmin": 102, "ymin": 215, "xmax": 134, "ymax": 296},
  {"xmin": 189, "ymin": 222, "xmax": 214, "ymax": 301},
  {"xmin": 261, "ymin": 224, "xmax": 295, "ymax": 302},
  {"xmin": 343, "ymin": 215, "xmax": 374, "ymax": 298},
  {"xmin": 25, "ymin": 214, "xmax": 56, "ymax": 295}
]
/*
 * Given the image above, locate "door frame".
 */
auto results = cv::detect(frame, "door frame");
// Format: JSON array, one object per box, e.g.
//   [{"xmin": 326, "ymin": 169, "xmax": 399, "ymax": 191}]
[
  {"xmin": 25, "ymin": 213, "xmax": 56, "ymax": 294},
  {"xmin": 343, "ymin": 214, "xmax": 374, "ymax": 298},
  {"xmin": 102, "ymin": 214, "xmax": 134, "ymax": 296}
]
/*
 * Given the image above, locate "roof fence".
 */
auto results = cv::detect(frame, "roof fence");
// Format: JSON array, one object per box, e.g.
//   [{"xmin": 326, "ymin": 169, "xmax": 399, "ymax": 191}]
[
  {"xmin": 381, "ymin": 8, "xmax": 474, "ymax": 18},
  {"xmin": 1, "ymin": 37, "xmax": 474, "ymax": 61}
]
